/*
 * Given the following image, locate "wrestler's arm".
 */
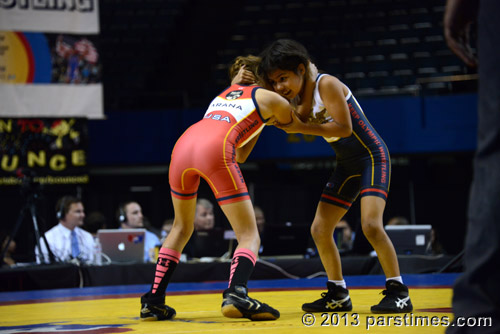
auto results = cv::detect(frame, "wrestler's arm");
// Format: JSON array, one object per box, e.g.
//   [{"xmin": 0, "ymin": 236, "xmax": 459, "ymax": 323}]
[
  {"xmin": 256, "ymin": 89, "xmax": 293, "ymax": 126},
  {"xmin": 318, "ymin": 76, "xmax": 352, "ymax": 137},
  {"xmin": 236, "ymin": 90, "xmax": 293, "ymax": 163},
  {"xmin": 275, "ymin": 76, "xmax": 352, "ymax": 137}
]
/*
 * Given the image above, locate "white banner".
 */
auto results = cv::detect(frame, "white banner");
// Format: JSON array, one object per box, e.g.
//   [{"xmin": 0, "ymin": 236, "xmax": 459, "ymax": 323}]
[
  {"xmin": 0, "ymin": 9, "xmax": 103, "ymax": 119},
  {"xmin": 0, "ymin": 84, "xmax": 104, "ymax": 119},
  {"xmin": 0, "ymin": 0, "xmax": 99, "ymax": 34}
]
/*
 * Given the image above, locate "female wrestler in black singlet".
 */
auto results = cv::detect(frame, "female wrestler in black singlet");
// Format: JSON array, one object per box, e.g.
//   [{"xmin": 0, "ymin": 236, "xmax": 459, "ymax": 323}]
[{"xmin": 258, "ymin": 39, "xmax": 413, "ymax": 314}]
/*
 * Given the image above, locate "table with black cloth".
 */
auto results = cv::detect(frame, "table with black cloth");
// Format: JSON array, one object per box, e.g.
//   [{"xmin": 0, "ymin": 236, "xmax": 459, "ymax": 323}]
[{"xmin": 0, "ymin": 254, "xmax": 458, "ymax": 292}]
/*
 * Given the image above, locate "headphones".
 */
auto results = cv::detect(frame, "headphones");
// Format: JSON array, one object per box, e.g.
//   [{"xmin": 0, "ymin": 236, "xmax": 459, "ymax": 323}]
[
  {"xmin": 56, "ymin": 196, "xmax": 77, "ymax": 220},
  {"xmin": 56, "ymin": 197, "xmax": 67, "ymax": 220},
  {"xmin": 117, "ymin": 204, "xmax": 127, "ymax": 223}
]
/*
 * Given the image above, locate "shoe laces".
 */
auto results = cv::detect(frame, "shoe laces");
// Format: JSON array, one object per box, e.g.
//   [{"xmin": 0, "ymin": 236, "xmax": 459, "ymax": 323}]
[
  {"xmin": 321, "ymin": 290, "xmax": 337, "ymax": 299},
  {"xmin": 380, "ymin": 288, "xmax": 402, "ymax": 299},
  {"xmin": 380, "ymin": 289, "xmax": 396, "ymax": 298}
]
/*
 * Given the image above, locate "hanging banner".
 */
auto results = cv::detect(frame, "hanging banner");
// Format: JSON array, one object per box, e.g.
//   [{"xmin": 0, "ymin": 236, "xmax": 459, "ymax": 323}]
[
  {"xmin": 0, "ymin": 1, "xmax": 103, "ymax": 119},
  {"xmin": 0, "ymin": 31, "xmax": 103, "ymax": 118},
  {"xmin": 0, "ymin": 0, "xmax": 99, "ymax": 34},
  {"xmin": 0, "ymin": 118, "xmax": 89, "ymax": 186}
]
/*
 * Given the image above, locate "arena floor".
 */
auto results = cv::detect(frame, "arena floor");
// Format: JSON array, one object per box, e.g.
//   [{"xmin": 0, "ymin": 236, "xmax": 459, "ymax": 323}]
[{"xmin": 0, "ymin": 273, "xmax": 458, "ymax": 334}]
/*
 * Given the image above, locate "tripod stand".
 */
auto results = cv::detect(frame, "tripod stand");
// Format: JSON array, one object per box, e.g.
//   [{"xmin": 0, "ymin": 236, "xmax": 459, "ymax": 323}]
[{"xmin": 0, "ymin": 175, "xmax": 56, "ymax": 266}]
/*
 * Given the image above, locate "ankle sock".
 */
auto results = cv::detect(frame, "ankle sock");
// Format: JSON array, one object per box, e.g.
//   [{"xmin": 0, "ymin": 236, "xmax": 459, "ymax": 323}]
[
  {"xmin": 329, "ymin": 279, "xmax": 347, "ymax": 289},
  {"xmin": 228, "ymin": 248, "xmax": 256, "ymax": 288},
  {"xmin": 386, "ymin": 276, "xmax": 403, "ymax": 284},
  {"xmin": 151, "ymin": 247, "xmax": 181, "ymax": 296}
]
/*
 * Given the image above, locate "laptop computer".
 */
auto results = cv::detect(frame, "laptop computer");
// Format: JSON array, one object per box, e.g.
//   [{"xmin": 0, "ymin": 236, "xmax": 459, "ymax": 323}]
[
  {"xmin": 260, "ymin": 223, "xmax": 310, "ymax": 256},
  {"xmin": 185, "ymin": 228, "xmax": 230, "ymax": 258},
  {"xmin": 385, "ymin": 224, "xmax": 432, "ymax": 255},
  {"xmin": 97, "ymin": 228, "xmax": 145, "ymax": 263}
]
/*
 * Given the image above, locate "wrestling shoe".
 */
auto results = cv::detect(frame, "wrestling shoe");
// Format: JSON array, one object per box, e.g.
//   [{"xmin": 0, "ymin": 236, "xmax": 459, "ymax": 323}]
[
  {"xmin": 302, "ymin": 281, "xmax": 353, "ymax": 312},
  {"xmin": 221, "ymin": 285, "xmax": 280, "ymax": 321},
  {"xmin": 371, "ymin": 280, "xmax": 413, "ymax": 313},
  {"xmin": 140, "ymin": 292, "xmax": 176, "ymax": 320}
]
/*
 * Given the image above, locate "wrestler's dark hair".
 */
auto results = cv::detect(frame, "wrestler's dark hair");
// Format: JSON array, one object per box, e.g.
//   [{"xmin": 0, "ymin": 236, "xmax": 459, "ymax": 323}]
[{"xmin": 257, "ymin": 39, "xmax": 311, "ymax": 83}]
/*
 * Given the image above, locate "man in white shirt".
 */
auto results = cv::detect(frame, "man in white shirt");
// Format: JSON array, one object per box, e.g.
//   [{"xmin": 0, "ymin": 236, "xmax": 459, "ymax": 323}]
[
  {"xmin": 36, "ymin": 196, "xmax": 96, "ymax": 264},
  {"xmin": 117, "ymin": 201, "xmax": 161, "ymax": 262}
]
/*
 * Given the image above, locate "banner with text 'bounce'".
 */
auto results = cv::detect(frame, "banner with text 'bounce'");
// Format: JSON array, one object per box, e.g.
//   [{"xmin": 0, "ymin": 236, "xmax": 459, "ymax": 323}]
[{"xmin": 0, "ymin": 118, "xmax": 89, "ymax": 186}]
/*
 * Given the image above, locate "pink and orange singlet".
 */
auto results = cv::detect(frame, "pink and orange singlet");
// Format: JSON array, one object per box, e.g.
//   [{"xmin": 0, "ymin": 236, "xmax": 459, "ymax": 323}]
[{"xmin": 169, "ymin": 84, "xmax": 267, "ymax": 206}]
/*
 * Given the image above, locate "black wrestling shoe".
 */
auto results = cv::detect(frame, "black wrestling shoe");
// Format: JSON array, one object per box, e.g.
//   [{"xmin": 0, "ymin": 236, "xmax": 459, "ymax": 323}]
[
  {"xmin": 302, "ymin": 281, "xmax": 353, "ymax": 312},
  {"xmin": 140, "ymin": 292, "xmax": 176, "ymax": 320},
  {"xmin": 371, "ymin": 280, "xmax": 413, "ymax": 313},
  {"xmin": 221, "ymin": 285, "xmax": 280, "ymax": 321}
]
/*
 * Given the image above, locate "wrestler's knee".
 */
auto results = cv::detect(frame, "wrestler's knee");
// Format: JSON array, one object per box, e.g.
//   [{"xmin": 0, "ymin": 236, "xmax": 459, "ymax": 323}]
[
  {"xmin": 172, "ymin": 220, "xmax": 194, "ymax": 239},
  {"xmin": 361, "ymin": 217, "xmax": 384, "ymax": 241},
  {"xmin": 311, "ymin": 219, "xmax": 332, "ymax": 242}
]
